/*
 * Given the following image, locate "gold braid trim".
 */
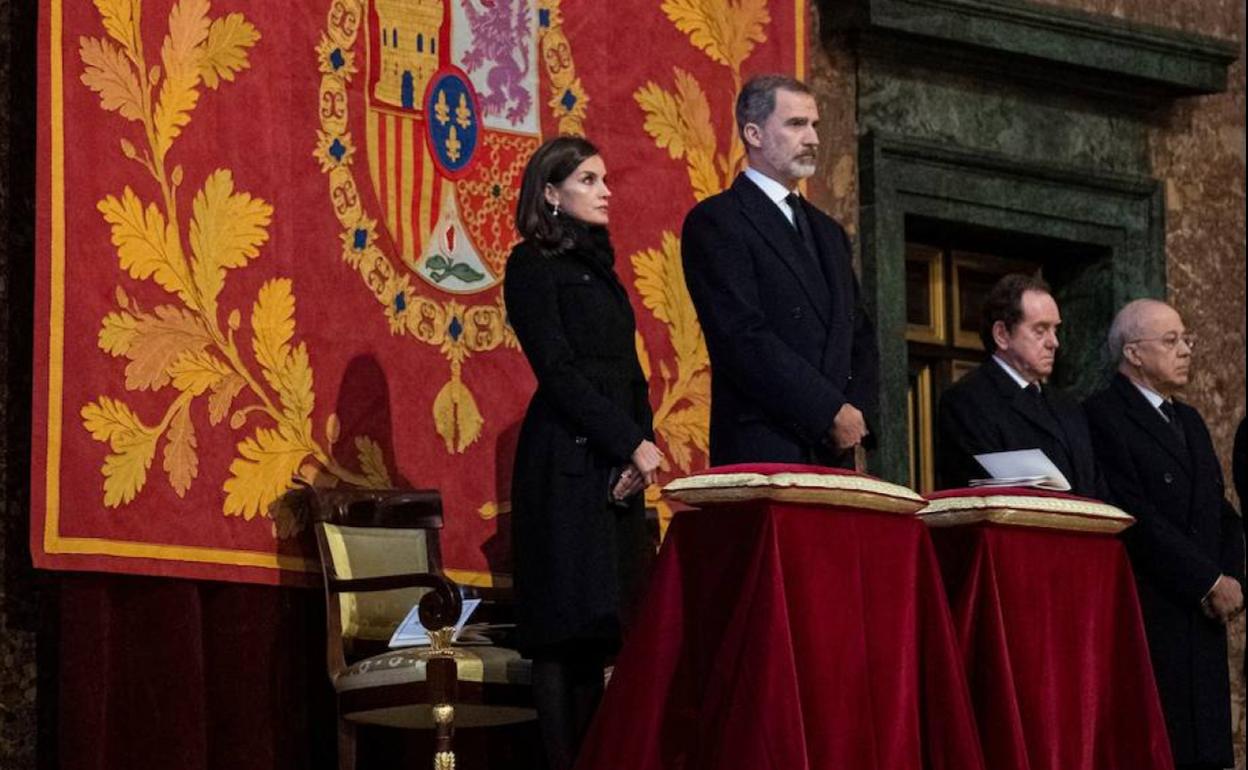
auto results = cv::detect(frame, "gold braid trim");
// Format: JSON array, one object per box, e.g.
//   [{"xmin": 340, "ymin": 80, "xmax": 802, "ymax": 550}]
[
  {"xmin": 663, "ymin": 472, "xmax": 926, "ymax": 514},
  {"xmin": 919, "ymin": 494, "xmax": 1134, "ymax": 534}
]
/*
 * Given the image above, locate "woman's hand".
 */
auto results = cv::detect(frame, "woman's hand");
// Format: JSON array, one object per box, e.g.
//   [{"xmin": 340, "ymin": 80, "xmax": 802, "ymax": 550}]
[
  {"xmin": 631, "ymin": 440, "xmax": 664, "ymax": 485},
  {"xmin": 612, "ymin": 465, "xmax": 646, "ymax": 501}
]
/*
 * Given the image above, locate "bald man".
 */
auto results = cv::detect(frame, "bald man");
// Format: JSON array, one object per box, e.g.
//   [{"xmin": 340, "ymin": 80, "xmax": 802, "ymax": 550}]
[{"xmin": 1084, "ymin": 299, "xmax": 1244, "ymax": 770}]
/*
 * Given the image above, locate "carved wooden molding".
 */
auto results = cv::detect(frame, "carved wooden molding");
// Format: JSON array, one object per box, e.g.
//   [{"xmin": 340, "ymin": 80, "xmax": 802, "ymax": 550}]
[{"xmin": 822, "ymin": 0, "xmax": 1239, "ymax": 102}]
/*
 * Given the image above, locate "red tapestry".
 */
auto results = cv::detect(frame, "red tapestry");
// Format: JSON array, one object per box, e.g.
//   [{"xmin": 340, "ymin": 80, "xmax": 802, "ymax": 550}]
[{"xmin": 33, "ymin": 0, "xmax": 806, "ymax": 585}]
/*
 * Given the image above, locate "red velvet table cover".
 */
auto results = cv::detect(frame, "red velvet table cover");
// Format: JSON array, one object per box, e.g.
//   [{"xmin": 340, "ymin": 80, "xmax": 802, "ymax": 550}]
[
  {"xmin": 576, "ymin": 501, "xmax": 986, "ymax": 770},
  {"xmin": 930, "ymin": 522, "xmax": 1174, "ymax": 770}
]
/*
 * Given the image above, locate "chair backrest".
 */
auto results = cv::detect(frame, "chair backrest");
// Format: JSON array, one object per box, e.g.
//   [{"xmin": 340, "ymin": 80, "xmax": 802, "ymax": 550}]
[{"xmin": 301, "ymin": 488, "xmax": 449, "ymax": 662}]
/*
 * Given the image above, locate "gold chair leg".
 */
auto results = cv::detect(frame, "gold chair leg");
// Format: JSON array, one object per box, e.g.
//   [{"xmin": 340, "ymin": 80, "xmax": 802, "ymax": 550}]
[
  {"xmin": 433, "ymin": 703, "xmax": 455, "ymax": 769},
  {"xmin": 426, "ymin": 636, "xmax": 458, "ymax": 770}
]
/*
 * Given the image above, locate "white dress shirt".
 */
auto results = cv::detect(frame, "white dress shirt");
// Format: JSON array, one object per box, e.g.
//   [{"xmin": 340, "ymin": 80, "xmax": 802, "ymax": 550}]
[
  {"xmin": 743, "ymin": 166, "xmax": 798, "ymax": 226},
  {"xmin": 1130, "ymin": 380, "xmax": 1171, "ymax": 420},
  {"xmin": 992, "ymin": 355, "xmax": 1034, "ymax": 389}
]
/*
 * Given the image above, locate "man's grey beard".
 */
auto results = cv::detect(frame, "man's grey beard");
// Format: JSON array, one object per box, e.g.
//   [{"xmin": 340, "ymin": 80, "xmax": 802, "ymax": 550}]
[{"xmin": 789, "ymin": 158, "xmax": 817, "ymax": 179}]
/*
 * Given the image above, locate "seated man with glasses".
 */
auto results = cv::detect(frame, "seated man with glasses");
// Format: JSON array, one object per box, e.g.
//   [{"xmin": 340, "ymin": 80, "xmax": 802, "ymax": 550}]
[{"xmin": 1084, "ymin": 298, "xmax": 1244, "ymax": 770}]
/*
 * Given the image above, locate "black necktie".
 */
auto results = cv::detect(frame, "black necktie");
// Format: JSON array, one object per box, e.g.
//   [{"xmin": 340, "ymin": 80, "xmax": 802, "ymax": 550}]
[
  {"xmin": 1027, "ymin": 383, "xmax": 1062, "ymax": 427},
  {"xmin": 1159, "ymin": 401, "xmax": 1187, "ymax": 449},
  {"xmin": 785, "ymin": 193, "xmax": 819, "ymax": 260}
]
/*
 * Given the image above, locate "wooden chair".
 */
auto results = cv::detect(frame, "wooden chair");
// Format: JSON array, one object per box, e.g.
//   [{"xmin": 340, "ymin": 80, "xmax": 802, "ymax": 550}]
[{"xmin": 299, "ymin": 486, "xmax": 535, "ymax": 770}]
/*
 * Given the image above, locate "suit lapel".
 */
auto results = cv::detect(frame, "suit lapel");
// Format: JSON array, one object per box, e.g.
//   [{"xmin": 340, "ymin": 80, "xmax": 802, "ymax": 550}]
[
  {"xmin": 984, "ymin": 362, "xmax": 1067, "ymax": 445},
  {"xmin": 1050, "ymin": 391, "xmax": 1087, "ymax": 449},
  {"xmin": 1113, "ymin": 374, "xmax": 1193, "ymax": 472},
  {"xmin": 1174, "ymin": 400, "xmax": 1203, "ymax": 472},
  {"xmin": 731, "ymin": 175, "xmax": 830, "ymax": 325},
  {"xmin": 805, "ymin": 199, "xmax": 843, "ymax": 299}
]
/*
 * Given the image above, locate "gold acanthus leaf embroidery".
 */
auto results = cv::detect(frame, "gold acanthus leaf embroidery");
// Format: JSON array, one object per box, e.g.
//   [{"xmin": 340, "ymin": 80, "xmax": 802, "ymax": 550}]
[
  {"xmin": 223, "ymin": 424, "xmax": 309, "ymax": 520},
  {"xmin": 199, "ymin": 13, "xmax": 260, "ymax": 89},
  {"xmin": 635, "ymin": 70, "xmax": 722, "ymax": 201},
  {"xmin": 355, "ymin": 437, "xmax": 392, "ymax": 489},
  {"xmin": 93, "ymin": 0, "xmax": 137, "ymax": 60},
  {"xmin": 99, "ymin": 187, "xmax": 194, "ymax": 305},
  {"xmin": 82, "ymin": 1, "xmax": 380, "ymax": 527},
  {"xmin": 251, "ymin": 278, "xmax": 316, "ymax": 428},
  {"xmin": 106, "ymin": 305, "xmax": 212, "ymax": 392},
  {"xmin": 154, "ymin": 0, "xmax": 212, "ymax": 161},
  {"xmin": 206, "ymin": 373, "xmax": 245, "ymax": 426},
  {"xmin": 167, "ymin": 349, "xmax": 233, "ymax": 396},
  {"xmin": 82, "ymin": 396, "xmax": 161, "ymax": 507},
  {"xmin": 164, "ymin": 403, "xmax": 200, "ymax": 497},
  {"xmin": 658, "ymin": 405, "xmax": 709, "ymax": 474},
  {"xmin": 631, "ymin": 231, "xmax": 710, "ymax": 475},
  {"xmin": 660, "ymin": 0, "xmax": 770, "ymax": 72},
  {"xmin": 79, "ymin": 35, "xmax": 144, "ymax": 122},
  {"xmin": 189, "ymin": 169, "xmax": 274, "ymax": 319},
  {"xmin": 631, "ymin": 232, "xmax": 707, "ymax": 369}
]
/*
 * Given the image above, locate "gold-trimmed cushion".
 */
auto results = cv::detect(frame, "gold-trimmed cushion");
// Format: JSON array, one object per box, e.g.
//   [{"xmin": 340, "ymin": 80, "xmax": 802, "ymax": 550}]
[
  {"xmin": 662, "ymin": 463, "xmax": 926, "ymax": 514},
  {"xmin": 338, "ymin": 645, "xmax": 536, "ymax": 729},
  {"xmin": 919, "ymin": 487, "xmax": 1135, "ymax": 533},
  {"xmin": 336, "ymin": 645, "xmax": 530, "ymax": 692}
]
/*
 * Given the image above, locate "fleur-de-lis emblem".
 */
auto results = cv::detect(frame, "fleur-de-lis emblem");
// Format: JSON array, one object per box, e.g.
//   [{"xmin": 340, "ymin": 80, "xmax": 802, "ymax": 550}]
[
  {"xmin": 446, "ymin": 126, "xmax": 462, "ymax": 162},
  {"xmin": 455, "ymin": 93, "xmax": 472, "ymax": 130},
  {"xmin": 435, "ymin": 89, "xmax": 451, "ymax": 126}
]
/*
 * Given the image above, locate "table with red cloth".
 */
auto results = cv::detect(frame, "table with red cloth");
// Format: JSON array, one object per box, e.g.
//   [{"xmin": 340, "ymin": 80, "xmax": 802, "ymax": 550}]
[
  {"xmin": 576, "ymin": 498, "xmax": 986, "ymax": 770},
  {"xmin": 924, "ymin": 487, "xmax": 1174, "ymax": 770}
]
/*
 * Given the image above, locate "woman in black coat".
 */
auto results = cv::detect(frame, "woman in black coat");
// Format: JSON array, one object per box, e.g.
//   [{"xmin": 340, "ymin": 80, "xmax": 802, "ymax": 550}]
[{"xmin": 504, "ymin": 136, "xmax": 662, "ymax": 770}]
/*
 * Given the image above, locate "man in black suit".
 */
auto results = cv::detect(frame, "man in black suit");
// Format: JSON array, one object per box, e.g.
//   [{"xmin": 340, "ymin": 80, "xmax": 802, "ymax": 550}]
[
  {"xmin": 1085, "ymin": 298, "xmax": 1244, "ymax": 770},
  {"xmin": 681, "ymin": 75, "xmax": 878, "ymax": 467},
  {"xmin": 937, "ymin": 273, "xmax": 1105, "ymax": 497}
]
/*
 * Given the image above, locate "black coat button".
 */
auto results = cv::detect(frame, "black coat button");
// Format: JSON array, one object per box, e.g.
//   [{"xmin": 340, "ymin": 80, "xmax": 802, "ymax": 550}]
[
  {"xmin": 1163, "ymin": 472, "xmax": 1174, "ymax": 484},
  {"xmin": 791, "ymin": 306, "xmax": 803, "ymax": 319},
  {"xmin": 582, "ymin": 273, "xmax": 591, "ymax": 282}
]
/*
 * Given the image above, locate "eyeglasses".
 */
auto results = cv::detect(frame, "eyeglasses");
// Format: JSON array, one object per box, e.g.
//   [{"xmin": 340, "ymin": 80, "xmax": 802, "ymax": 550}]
[{"xmin": 1128, "ymin": 333, "xmax": 1196, "ymax": 350}]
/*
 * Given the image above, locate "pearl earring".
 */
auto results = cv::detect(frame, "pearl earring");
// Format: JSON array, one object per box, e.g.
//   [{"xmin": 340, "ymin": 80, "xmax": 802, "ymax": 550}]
[{"xmin": 552, "ymin": 203, "xmax": 560, "ymax": 217}]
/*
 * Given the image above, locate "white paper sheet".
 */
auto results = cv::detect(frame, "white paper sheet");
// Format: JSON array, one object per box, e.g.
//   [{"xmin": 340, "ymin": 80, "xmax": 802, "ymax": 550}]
[
  {"xmin": 971, "ymin": 448, "xmax": 1071, "ymax": 491},
  {"xmin": 388, "ymin": 597, "xmax": 481, "ymax": 648}
]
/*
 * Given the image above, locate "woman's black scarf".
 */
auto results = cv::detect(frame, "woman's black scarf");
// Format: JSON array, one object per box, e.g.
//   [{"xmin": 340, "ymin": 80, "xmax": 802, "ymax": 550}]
[{"xmin": 544, "ymin": 216, "xmax": 615, "ymax": 269}]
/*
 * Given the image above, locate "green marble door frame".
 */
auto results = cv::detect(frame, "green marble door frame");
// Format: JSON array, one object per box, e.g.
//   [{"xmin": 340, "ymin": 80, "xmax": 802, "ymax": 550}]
[{"xmin": 858, "ymin": 131, "xmax": 1165, "ymax": 483}]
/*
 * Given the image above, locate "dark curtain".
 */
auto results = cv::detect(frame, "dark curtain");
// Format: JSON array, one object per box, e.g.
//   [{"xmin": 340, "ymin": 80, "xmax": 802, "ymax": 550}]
[
  {"xmin": 54, "ymin": 574, "xmax": 544, "ymax": 770},
  {"xmin": 57, "ymin": 574, "xmax": 335, "ymax": 770}
]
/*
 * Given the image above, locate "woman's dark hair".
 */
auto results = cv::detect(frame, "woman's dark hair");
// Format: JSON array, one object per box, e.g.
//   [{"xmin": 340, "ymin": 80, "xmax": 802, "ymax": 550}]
[
  {"xmin": 515, "ymin": 135, "xmax": 601, "ymax": 249},
  {"xmin": 979, "ymin": 272, "xmax": 1052, "ymax": 352}
]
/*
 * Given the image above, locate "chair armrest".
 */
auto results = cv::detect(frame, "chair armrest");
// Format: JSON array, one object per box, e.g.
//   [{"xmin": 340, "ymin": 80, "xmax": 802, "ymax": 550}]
[{"xmin": 330, "ymin": 571, "xmax": 464, "ymax": 632}]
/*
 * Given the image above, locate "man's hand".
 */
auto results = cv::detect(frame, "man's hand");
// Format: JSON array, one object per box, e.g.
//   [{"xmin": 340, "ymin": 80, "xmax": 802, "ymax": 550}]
[
  {"xmin": 828, "ymin": 403, "xmax": 868, "ymax": 451},
  {"xmin": 1202, "ymin": 574, "xmax": 1244, "ymax": 624}
]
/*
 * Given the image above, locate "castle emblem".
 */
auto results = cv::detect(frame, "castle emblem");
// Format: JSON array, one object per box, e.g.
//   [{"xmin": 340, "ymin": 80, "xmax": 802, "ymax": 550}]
[{"xmin": 374, "ymin": 0, "xmax": 445, "ymax": 109}]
